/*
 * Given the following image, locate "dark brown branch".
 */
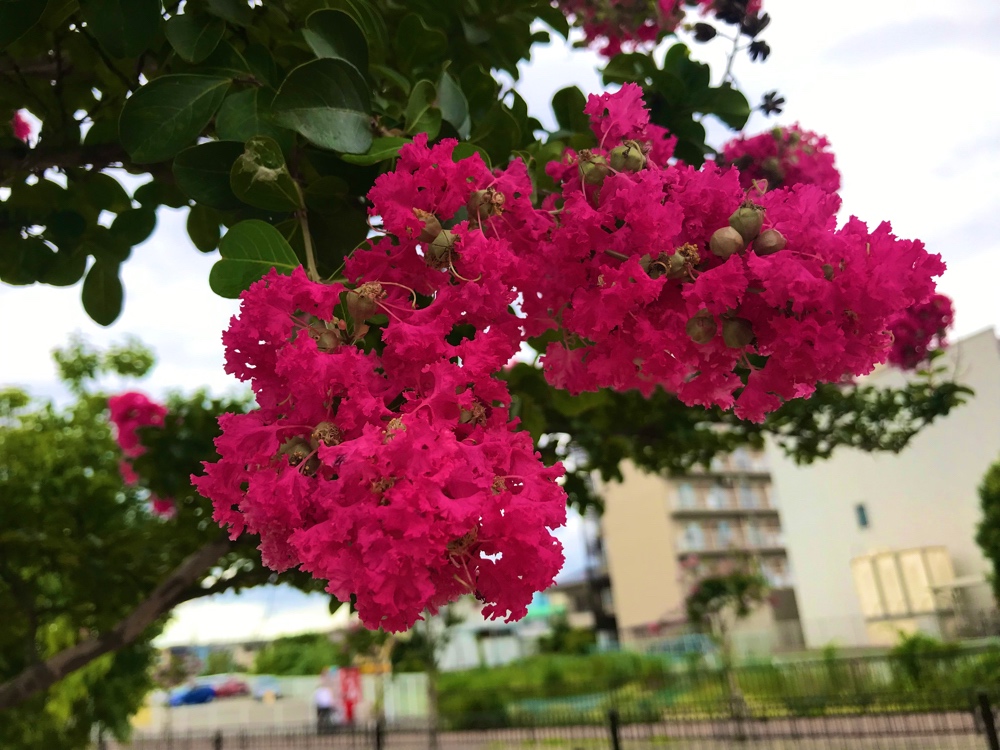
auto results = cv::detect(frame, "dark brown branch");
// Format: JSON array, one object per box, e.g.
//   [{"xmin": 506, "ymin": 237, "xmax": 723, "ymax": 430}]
[
  {"xmin": 0, "ymin": 538, "xmax": 230, "ymax": 711},
  {"xmin": 0, "ymin": 143, "xmax": 132, "ymax": 187}
]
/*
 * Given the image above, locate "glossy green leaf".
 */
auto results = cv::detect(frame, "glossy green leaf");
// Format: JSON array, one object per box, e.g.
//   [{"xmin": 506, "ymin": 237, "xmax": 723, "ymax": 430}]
[
  {"xmin": 81, "ymin": 259, "xmax": 124, "ymax": 326},
  {"xmin": 472, "ymin": 105, "xmax": 519, "ymax": 165},
  {"xmin": 210, "ymin": 220, "xmax": 300, "ymax": 298},
  {"xmin": 215, "ymin": 89, "xmax": 291, "ymax": 149},
  {"xmin": 186, "ymin": 205, "xmax": 221, "ymax": 253},
  {"xmin": 303, "ymin": 9, "xmax": 368, "ymax": 75},
  {"xmin": 172, "ymin": 140, "xmax": 244, "ymax": 209},
  {"xmin": 404, "ymin": 80, "xmax": 440, "ymax": 139},
  {"xmin": 551, "ymin": 86, "xmax": 589, "ymax": 135},
  {"xmin": 394, "ymin": 14, "xmax": 447, "ymax": 72},
  {"xmin": 40, "ymin": 248, "xmax": 88, "ymax": 287},
  {"xmin": 707, "ymin": 83, "xmax": 752, "ymax": 130},
  {"xmin": 326, "ymin": 0, "xmax": 387, "ymax": 61},
  {"xmin": 78, "ymin": 173, "xmax": 131, "ymax": 213},
  {"xmin": 78, "ymin": 0, "xmax": 161, "ymax": 59},
  {"xmin": 119, "ymin": 75, "xmax": 232, "ymax": 163},
  {"xmin": 206, "ymin": 0, "xmax": 253, "ymax": 26},
  {"xmin": 230, "ymin": 136, "xmax": 302, "ymax": 212},
  {"xmin": 0, "ymin": 0, "xmax": 50, "ymax": 51},
  {"xmin": 109, "ymin": 208, "xmax": 157, "ymax": 246},
  {"xmin": 450, "ymin": 142, "xmax": 491, "ymax": 167},
  {"xmin": 339, "ymin": 136, "xmax": 409, "ymax": 166},
  {"xmin": 165, "ymin": 13, "xmax": 226, "ymax": 64},
  {"xmin": 438, "ymin": 72, "xmax": 470, "ymax": 140},
  {"xmin": 270, "ymin": 59, "xmax": 372, "ymax": 154}
]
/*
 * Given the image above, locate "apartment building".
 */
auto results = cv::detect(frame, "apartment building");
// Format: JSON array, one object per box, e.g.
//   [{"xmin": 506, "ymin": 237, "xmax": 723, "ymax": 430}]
[
  {"xmin": 600, "ymin": 449, "xmax": 802, "ymax": 653},
  {"xmin": 766, "ymin": 328, "xmax": 1000, "ymax": 648}
]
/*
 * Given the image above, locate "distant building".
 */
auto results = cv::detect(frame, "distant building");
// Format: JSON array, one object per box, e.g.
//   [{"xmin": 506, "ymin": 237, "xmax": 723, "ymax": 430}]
[
  {"xmin": 767, "ymin": 328, "xmax": 1000, "ymax": 648},
  {"xmin": 599, "ymin": 449, "xmax": 803, "ymax": 655}
]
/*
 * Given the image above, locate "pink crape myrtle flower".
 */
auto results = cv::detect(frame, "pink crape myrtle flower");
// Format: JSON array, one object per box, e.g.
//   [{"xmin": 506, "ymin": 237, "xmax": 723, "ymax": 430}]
[
  {"xmin": 720, "ymin": 125, "xmax": 841, "ymax": 194},
  {"xmin": 10, "ymin": 111, "xmax": 31, "ymax": 143},
  {"xmin": 151, "ymin": 496, "xmax": 176, "ymax": 518},
  {"xmin": 108, "ymin": 391, "xmax": 167, "ymax": 457},
  {"xmin": 887, "ymin": 293, "xmax": 954, "ymax": 369}
]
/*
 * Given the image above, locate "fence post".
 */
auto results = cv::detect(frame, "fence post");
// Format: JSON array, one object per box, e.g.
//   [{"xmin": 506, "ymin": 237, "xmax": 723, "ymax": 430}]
[
  {"xmin": 374, "ymin": 718, "xmax": 386, "ymax": 750},
  {"xmin": 608, "ymin": 709, "xmax": 622, "ymax": 750},
  {"xmin": 213, "ymin": 729, "xmax": 223, "ymax": 750},
  {"xmin": 979, "ymin": 692, "xmax": 1000, "ymax": 750}
]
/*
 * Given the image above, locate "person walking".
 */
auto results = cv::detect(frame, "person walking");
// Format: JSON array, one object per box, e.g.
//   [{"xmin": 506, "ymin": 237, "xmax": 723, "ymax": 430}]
[{"xmin": 313, "ymin": 671, "xmax": 335, "ymax": 735}]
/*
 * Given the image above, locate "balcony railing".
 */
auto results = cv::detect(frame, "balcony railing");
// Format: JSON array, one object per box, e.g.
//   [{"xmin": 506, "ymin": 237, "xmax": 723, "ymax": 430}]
[{"xmin": 676, "ymin": 533, "xmax": 785, "ymax": 554}]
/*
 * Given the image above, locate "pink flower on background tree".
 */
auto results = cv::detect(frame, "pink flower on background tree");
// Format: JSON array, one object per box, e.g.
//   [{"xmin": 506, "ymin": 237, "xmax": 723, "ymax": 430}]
[
  {"xmin": 107, "ymin": 391, "xmax": 174, "ymax": 516},
  {"xmin": 719, "ymin": 125, "xmax": 841, "ymax": 193},
  {"xmin": 10, "ymin": 111, "xmax": 31, "ymax": 143}
]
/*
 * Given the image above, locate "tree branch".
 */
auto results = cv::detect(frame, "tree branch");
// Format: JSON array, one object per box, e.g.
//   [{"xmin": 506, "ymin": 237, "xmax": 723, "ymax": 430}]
[
  {"xmin": 0, "ymin": 538, "xmax": 230, "ymax": 711},
  {"xmin": 0, "ymin": 143, "xmax": 132, "ymax": 187}
]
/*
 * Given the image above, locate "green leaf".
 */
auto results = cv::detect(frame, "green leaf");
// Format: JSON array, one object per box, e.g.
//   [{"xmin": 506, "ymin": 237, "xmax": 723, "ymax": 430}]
[
  {"xmin": 404, "ymin": 79, "xmax": 440, "ymax": 139},
  {"xmin": 186, "ymin": 205, "xmax": 221, "ymax": 253},
  {"xmin": 81, "ymin": 259, "xmax": 124, "ymax": 326},
  {"xmin": 206, "ymin": 0, "xmax": 253, "ymax": 26},
  {"xmin": 172, "ymin": 140, "xmax": 244, "ymax": 209},
  {"xmin": 270, "ymin": 59, "xmax": 372, "ymax": 154},
  {"xmin": 326, "ymin": 0, "xmax": 387, "ymax": 62},
  {"xmin": 551, "ymin": 86, "xmax": 589, "ymax": 135},
  {"xmin": 119, "ymin": 74, "xmax": 232, "ymax": 163},
  {"xmin": 78, "ymin": 173, "xmax": 131, "ymax": 213},
  {"xmin": 78, "ymin": 0, "xmax": 161, "ymax": 59},
  {"xmin": 472, "ymin": 105, "xmax": 519, "ymax": 165},
  {"xmin": 339, "ymin": 136, "xmax": 409, "ymax": 166},
  {"xmin": 109, "ymin": 208, "xmax": 157, "ymax": 246},
  {"xmin": 40, "ymin": 247, "xmax": 88, "ymax": 287},
  {"xmin": 230, "ymin": 136, "xmax": 302, "ymax": 212},
  {"xmin": 438, "ymin": 72, "xmax": 470, "ymax": 140},
  {"xmin": 209, "ymin": 219, "xmax": 300, "ymax": 298},
  {"xmin": 0, "ymin": 0, "xmax": 50, "ymax": 51},
  {"xmin": 394, "ymin": 13, "xmax": 447, "ymax": 72},
  {"xmin": 450, "ymin": 142, "xmax": 490, "ymax": 167},
  {"xmin": 303, "ymin": 9, "xmax": 368, "ymax": 75},
  {"xmin": 215, "ymin": 89, "xmax": 291, "ymax": 149},
  {"xmin": 706, "ymin": 83, "xmax": 751, "ymax": 130},
  {"xmin": 302, "ymin": 176, "xmax": 349, "ymax": 212},
  {"xmin": 165, "ymin": 12, "xmax": 226, "ymax": 64}
]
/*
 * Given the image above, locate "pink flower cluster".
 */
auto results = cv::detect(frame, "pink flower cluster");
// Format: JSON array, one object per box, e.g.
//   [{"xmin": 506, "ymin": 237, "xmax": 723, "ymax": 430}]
[
  {"xmin": 887, "ymin": 293, "xmax": 954, "ymax": 370},
  {"xmin": 720, "ymin": 125, "xmax": 841, "ymax": 194},
  {"xmin": 535, "ymin": 84, "xmax": 943, "ymax": 421},
  {"xmin": 107, "ymin": 391, "xmax": 174, "ymax": 517},
  {"xmin": 195, "ymin": 83, "xmax": 943, "ymax": 631},
  {"xmin": 558, "ymin": 0, "xmax": 761, "ymax": 57},
  {"xmin": 193, "ymin": 141, "xmax": 567, "ymax": 632}
]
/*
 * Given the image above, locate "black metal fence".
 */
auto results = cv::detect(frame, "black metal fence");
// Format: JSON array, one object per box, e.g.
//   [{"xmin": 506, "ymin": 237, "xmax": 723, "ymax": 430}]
[{"xmin": 101, "ymin": 691, "xmax": 1000, "ymax": 750}]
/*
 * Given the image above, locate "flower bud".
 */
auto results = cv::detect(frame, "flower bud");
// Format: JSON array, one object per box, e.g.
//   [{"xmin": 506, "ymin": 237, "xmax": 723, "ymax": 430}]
[
  {"xmin": 346, "ymin": 281, "xmax": 385, "ymax": 321},
  {"xmin": 467, "ymin": 187, "xmax": 505, "ymax": 224},
  {"xmin": 722, "ymin": 318, "xmax": 754, "ymax": 349},
  {"xmin": 754, "ymin": 228, "xmax": 786, "ymax": 256},
  {"xmin": 729, "ymin": 205, "xmax": 764, "ymax": 243},
  {"xmin": 710, "ymin": 227, "xmax": 745, "ymax": 259},
  {"xmin": 822, "ymin": 263, "xmax": 835, "ymax": 281},
  {"xmin": 686, "ymin": 310, "xmax": 717, "ymax": 344},
  {"xmin": 609, "ymin": 140, "xmax": 646, "ymax": 172},
  {"xmin": 578, "ymin": 150, "xmax": 610, "ymax": 185},
  {"xmin": 311, "ymin": 421, "xmax": 343, "ymax": 448},
  {"xmin": 413, "ymin": 208, "xmax": 442, "ymax": 242},
  {"xmin": 428, "ymin": 229, "xmax": 457, "ymax": 264}
]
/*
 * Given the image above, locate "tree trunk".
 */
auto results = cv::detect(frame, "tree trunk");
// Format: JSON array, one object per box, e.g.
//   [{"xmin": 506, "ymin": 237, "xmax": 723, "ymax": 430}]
[{"xmin": 0, "ymin": 538, "xmax": 229, "ymax": 710}]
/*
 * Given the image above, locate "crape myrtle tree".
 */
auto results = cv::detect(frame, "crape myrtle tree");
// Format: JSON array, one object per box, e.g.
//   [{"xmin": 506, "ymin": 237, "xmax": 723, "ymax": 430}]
[{"xmin": 0, "ymin": 0, "xmax": 970, "ymax": 734}]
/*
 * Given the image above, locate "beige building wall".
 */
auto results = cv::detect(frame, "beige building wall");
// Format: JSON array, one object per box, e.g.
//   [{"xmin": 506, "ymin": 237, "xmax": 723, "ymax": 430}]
[
  {"xmin": 766, "ymin": 328, "xmax": 1000, "ymax": 648},
  {"xmin": 601, "ymin": 461, "xmax": 686, "ymax": 632}
]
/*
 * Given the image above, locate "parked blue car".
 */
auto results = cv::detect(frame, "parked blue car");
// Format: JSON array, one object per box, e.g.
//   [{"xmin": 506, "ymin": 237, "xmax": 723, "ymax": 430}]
[{"xmin": 168, "ymin": 684, "xmax": 215, "ymax": 706}]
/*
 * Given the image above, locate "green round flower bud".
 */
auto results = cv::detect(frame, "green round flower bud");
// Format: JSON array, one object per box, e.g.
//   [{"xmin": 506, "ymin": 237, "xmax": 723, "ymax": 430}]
[
  {"xmin": 686, "ymin": 311, "xmax": 717, "ymax": 344},
  {"xmin": 578, "ymin": 151, "xmax": 611, "ymax": 185},
  {"xmin": 609, "ymin": 140, "xmax": 646, "ymax": 172},
  {"xmin": 729, "ymin": 205, "xmax": 765, "ymax": 243},
  {"xmin": 722, "ymin": 318, "xmax": 754, "ymax": 349},
  {"xmin": 754, "ymin": 229, "xmax": 787, "ymax": 256},
  {"xmin": 710, "ymin": 227, "xmax": 745, "ymax": 259},
  {"xmin": 428, "ymin": 229, "xmax": 457, "ymax": 263},
  {"xmin": 413, "ymin": 208, "xmax": 442, "ymax": 242}
]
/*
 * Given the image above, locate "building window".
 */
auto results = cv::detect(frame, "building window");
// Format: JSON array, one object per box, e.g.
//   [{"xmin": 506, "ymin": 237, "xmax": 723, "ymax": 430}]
[
  {"xmin": 737, "ymin": 482, "xmax": 757, "ymax": 509},
  {"xmin": 677, "ymin": 482, "xmax": 697, "ymax": 509},
  {"xmin": 856, "ymin": 503, "xmax": 869, "ymax": 529},
  {"xmin": 707, "ymin": 484, "xmax": 727, "ymax": 509},
  {"xmin": 684, "ymin": 522, "xmax": 705, "ymax": 552},
  {"xmin": 732, "ymin": 448, "xmax": 753, "ymax": 471},
  {"xmin": 717, "ymin": 520, "xmax": 734, "ymax": 548},
  {"xmin": 745, "ymin": 521, "xmax": 762, "ymax": 547}
]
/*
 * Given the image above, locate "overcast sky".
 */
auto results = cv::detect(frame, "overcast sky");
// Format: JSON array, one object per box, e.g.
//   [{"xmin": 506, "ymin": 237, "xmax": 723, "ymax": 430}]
[{"xmin": 3, "ymin": 0, "xmax": 998, "ymax": 629}]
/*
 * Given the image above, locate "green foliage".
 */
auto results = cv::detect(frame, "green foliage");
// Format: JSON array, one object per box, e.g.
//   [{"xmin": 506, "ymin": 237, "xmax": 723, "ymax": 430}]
[
  {"xmin": 888, "ymin": 632, "xmax": 960, "ymax": 688},
  {"xmin": 686, "ymin": 570, "xmax": 768, "ymax": 627},
  {"xmin": 537, "ymin": 616, "xmax": 597, "ymax": 656},
  {"xmin": 253, "ymin": 633, "xmax": 342, "ymax": 675},
  {"xmin": 201, "ymin": 649, "xmax": 238, "ymax": 676},
  {"xmin": 977, "ymin": 458, "xmax": 1000, "ymax": 602}
]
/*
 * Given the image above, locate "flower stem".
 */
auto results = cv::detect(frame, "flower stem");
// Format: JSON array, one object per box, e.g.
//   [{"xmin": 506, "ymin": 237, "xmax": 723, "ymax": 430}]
[{"xmin": 298, "ymin": 208, "xmax": 319, "ymax": 282}]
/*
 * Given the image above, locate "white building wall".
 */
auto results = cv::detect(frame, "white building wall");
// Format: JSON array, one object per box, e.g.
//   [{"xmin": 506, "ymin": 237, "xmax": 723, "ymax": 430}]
[{"xmin": 766, "ymin": 329, "xmax": 1000, "ymax": 648}]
